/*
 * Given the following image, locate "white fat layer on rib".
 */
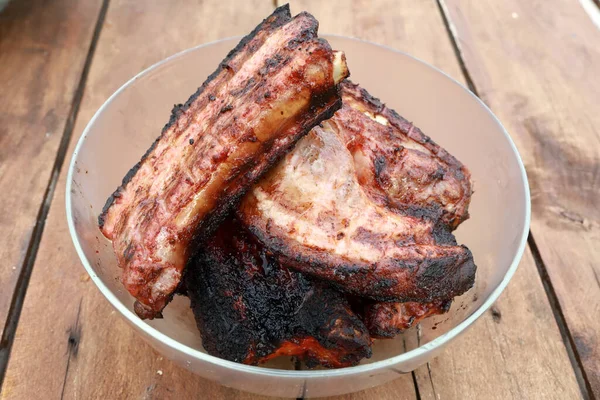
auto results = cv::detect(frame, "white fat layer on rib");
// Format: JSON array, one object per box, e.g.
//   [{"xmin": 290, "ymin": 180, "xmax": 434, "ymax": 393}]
[
  {"xmin": 363, "ymin": 111, "xmax": 389, "ymax": 126},
  {"xmin": 151, "ymin": 268, "xmax": 180, "ymax": 301},
  {"xmin": 333, "ymin": 51, "xmax": 348, "ymax": 84}
]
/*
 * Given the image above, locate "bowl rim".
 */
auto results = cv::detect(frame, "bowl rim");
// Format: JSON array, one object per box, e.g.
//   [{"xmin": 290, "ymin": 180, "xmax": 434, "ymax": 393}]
[{"xmin": 66, "ymin": 35, "xmax": 531, "ymax": 378}]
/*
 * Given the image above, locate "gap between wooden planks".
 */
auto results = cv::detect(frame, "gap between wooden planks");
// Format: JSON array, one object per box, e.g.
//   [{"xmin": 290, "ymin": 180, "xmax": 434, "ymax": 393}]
[
  {"xmin": 0, "ymin": 0, "xmax": 104, "ymax": 339},
  {"xmin": 0, "ymin": 1, "xmax": 586, "ymax": 400},
  {"xmin": 439, "ymin": 0, "xmax": 600, "ymax": 397}
]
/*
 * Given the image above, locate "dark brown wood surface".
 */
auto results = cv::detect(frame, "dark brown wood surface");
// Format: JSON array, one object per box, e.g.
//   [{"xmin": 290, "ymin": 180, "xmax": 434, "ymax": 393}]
[
  {"xmin": 440, "ymin": 0, "xmax": 600, "ymax": 396},
  {"xmin": 0, "ymin": 0, "xmax": 104, "ymax": 338},
  {"xmin": 414, "ymin": 250, "xmax": 581, "ymax": 399},
  {"xmin": 0, "ymin": 1, "xmax": 281, "ymax": 399},
  {"xmin": 0, "ymin": 0, "xmax": 597, "ymax": 398}
]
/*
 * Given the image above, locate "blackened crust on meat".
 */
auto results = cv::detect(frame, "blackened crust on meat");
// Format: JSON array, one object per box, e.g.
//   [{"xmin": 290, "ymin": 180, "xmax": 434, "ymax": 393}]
[
  {"xmin": 238, "ymin": 115, "xmax": 476, "ymax": 304},
  {"xmin": 98, "ymin": 4, "xmax": 292, "ymax": 228},
  {"xmin": 164, "ymin": 4, "xmax": 292, "ymax": 133},
  {"xmin": 395, "ymin": 203, "xmax": 444, "ymax": 225},
  {"xmin": 412, "ymin": 245, "xmax": 475, "ymax": 300},
  {"xmin": 184, "ymin": 218, "xmax": 372, "ymax": 367},
  {"xmin": 432, "ymin": 220, "xmax": 458, "ymax": 245},
  {"xmin": 245, "ymin": 220, "xmax": 476, "ymax": 303},
  {"xmin": 370, "ymin": 155, "xmax": 446, "ymax": 223},
  {"xmin": 342, "ymin": 80, "xmax": 459, "ymax": 167}
]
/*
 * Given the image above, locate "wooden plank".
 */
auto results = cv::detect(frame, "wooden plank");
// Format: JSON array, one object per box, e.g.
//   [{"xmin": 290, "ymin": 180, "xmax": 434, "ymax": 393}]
[
  {"xmin": 283, "ymin": 1, "xmax": 583, "ymax": 398},
  {"xmin": 0, "ymin": 1, "xmax": 282, "ymax": 399},
  {"xmin": 1, "ymin": 1, "xmax": 586, "ymax": 400},
  {"xmin": 414, "ymin": 248, "xmax": 582, "ymax": 399},
  {"xmin": 439, "ymin": 0, "xmax": 600, "ymax": 396},
  {"xmin": 321, "ymin": 382, "xmax": 416, "ymax": 400},
  {"xmin": 0, "ymin": 0, "xmax": 104, "ymax": 337}
]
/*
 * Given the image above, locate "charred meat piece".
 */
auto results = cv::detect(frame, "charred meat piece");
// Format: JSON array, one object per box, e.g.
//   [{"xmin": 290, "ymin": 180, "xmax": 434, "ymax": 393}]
[
  {"xmin": 238, "ymin": 84, "xmax": 476, "ymax": 302},
  {"xmin": 360, "ymin": 222, "xmax": 459, "ymax": 338},
  {"xmin": 98, "ymin": 5, "xmax": 349, "ymax": 319},
  {"xmin": 185, "ymin": 218, "xmax": 372, "ymax": 368},
  {"xmin": 361, "ymin": 213, "xmax": 460, "ymax": 338},
  {"xmin": 335, "ymin": 82, "xmax": 472, "ymax": 335},
  {"xmin": 338, "ymin": 82, "xmax": 472, "ymax": 229},
  {"xmin": 361, "ymin": 300, "xmax": 451, "ymax": 339}
]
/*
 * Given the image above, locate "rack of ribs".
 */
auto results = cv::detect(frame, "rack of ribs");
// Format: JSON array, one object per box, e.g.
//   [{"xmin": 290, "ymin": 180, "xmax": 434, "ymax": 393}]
[
  {"xmin": 184, "ymin": 217, "xmax": 372, "ymax": 367},
  {"xmin": 238, "ymin": 81, "xmax": 476, "ymax": 307},
  {"xmin": 98, "ymin": 5, "xmax": 349, "ymax": 319}
]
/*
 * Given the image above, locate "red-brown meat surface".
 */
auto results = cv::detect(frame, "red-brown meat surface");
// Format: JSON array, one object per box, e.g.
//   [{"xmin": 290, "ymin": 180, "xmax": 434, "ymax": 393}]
[
  {"xmin": 339, "ymin": 82, "xmax": 472, "ymax": 229},
  {"xmin": 98, "ymin": 5, "xmax": 349, "ymax": 319},
  {"xmin": 238, "ymin": 82, "xmax": 475, "ymax": 303}
]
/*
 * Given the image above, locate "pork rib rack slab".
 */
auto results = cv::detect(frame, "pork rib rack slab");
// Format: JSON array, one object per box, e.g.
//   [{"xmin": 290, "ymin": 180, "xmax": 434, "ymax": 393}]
[
  {"xmin": 239, "ymin": 81, "xmax": 476, "ymax": 304},
  {"xmin": 98, "ymin": 5, "xmax": 349, "ymax": 319},
  {"xmin": 185, "ymin": 218, "xmax": 372, "ymax": 368}
]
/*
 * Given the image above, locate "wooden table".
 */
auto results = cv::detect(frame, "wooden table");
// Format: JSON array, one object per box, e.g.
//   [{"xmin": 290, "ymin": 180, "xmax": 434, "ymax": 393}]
[{"xmin": 0, "ymin": 0, "xmax": 598, "ymax": 398}]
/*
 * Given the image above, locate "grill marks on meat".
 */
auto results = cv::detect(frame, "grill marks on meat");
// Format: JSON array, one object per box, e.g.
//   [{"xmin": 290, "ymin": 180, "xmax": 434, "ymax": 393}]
[
  {"xmin": 185, "ymin": 218, "xmax": 372, "ymax": 368},
  {"xmin": 338, "ymin": 82, "xmax": 472, "ymax": 229},
  {"xmin": 238, "ymin": 86, "xmax": 476, "ymax": 302},
  {"xmin": 98, "ymin": 5, "xmax": 349, "ymax": 319}
]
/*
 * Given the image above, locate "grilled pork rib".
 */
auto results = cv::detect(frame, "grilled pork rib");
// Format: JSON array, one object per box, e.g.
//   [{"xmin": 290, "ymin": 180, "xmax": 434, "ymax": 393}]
[
  {"xmin": 361, "ymin": 299, "xmax": 451, "ymax": 338},
  {"xmin": 185, "ymin": 218, "xmax": 372, "ymax": 367},
  {"xmin": 239, "ymin": 82, "xmax": 476, "ymax": 303},
  {"xmin": 360, "ymin": 198, "xmax": 462, "ymax": 338},
  {"xmin": 338, "ymin": 82, "xmax": 472, "ymax": 229},
  {"xmin": 98, "ymin": 5, "xmax": 349, "ymax": 319}
]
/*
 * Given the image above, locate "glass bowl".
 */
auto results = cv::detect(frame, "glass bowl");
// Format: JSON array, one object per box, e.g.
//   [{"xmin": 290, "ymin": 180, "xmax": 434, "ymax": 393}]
[{"xmin": 66, "ymin": 36, "xmax": 530, "ymax": 398}]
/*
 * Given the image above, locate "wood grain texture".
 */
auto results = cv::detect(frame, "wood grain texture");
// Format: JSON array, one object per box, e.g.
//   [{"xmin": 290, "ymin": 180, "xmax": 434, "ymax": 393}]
[
  {"xmin": 279, "ymin": 0, "xmax": 465, "ymax": 83},
  {"xmin": 0, "ymin": 0, "xmax": 103, "ymax": 337},
  {"xmin": 440, "ymin": 0, "xmax": 600, "ymax": 396},
  {"xmin": 320, "ymin": 381, "xmax": 416, "ymax": 400},
  {"xmin": 0, "ymin": 1, "xmax": 280, "ymax": 399},
  {"xmin": 414, "ymin": 248, "xmax": 582, "ymax": 399},
  {"xmin": 1, "ymin": 0, "xmax": 590, "ymax": 399}
]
